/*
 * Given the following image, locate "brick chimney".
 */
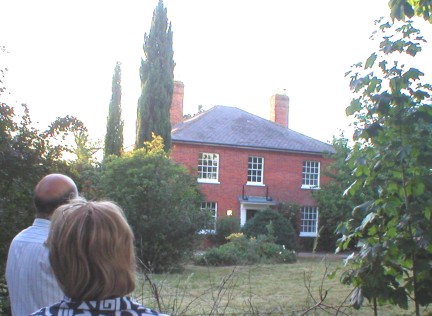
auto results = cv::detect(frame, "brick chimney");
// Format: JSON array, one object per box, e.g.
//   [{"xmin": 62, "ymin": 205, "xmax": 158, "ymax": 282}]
[
  {"xmin": 270, "ymin": 93, "xmax": 289, "ymax": 128},
  {"xmin": 170, "ymin": 81, "xmax": 184, "ymax": 126}
]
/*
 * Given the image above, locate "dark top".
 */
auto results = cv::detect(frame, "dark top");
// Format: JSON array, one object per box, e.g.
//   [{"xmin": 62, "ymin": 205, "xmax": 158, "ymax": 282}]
[{"xmin": 30, "ymin": 296, "xmax": 169, "ymax": 316}]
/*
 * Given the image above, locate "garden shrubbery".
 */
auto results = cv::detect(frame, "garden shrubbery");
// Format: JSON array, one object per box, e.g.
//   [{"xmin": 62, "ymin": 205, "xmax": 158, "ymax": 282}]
[
  {"xmin": 194, "ymin": 233, "xmax": 296, "ymax": 266},
  {"xmin": 214, "ymin": 216, "xmax": 240, "ymax": 245},
  {"xmin": 241, "ymin": 209, "xmax": 297, "ymax": 250},
  {"xmin": 0, "ymin": 277, "xmax": 10, "ymax": 316},
  {"xmin": 99, "ymin": 137, "xmax": 207, "ymax": 273}
]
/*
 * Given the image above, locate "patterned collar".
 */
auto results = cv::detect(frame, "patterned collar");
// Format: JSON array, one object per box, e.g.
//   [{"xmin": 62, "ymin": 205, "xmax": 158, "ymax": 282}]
[{"xmin": 47, "ymin": 296, "xmax": 167, "ymax": 315}]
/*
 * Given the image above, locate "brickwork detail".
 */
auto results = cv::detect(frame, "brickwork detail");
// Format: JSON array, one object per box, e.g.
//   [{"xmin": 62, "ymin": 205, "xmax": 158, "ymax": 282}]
[
  {"xmin": 171, "ymin": 143, "xmax": 332, "ymax": 221},
  {"xmin": 170, "ymin": 81, "xmax": 184, "ymax": 126},
  {"xmin": 270, "ymin": 94, "xmax": 289, "ymax": 128}
]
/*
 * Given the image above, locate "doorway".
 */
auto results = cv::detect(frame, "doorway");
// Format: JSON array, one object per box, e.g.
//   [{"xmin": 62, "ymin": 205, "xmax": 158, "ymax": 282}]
[{"xmin": 246, "ymin": 209, "xmax": 259, "ymax": 222}]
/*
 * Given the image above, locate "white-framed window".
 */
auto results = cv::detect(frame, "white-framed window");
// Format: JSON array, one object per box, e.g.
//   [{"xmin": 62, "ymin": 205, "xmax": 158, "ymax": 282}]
[
  {"xmin": 302, "ymin": 161, "xmax": 320, "ymax": 189},
  {"xmin": 200, "ymin": 202, "xmax": 217, "ymax": 234},
  {"xmin": 198, "ymin": 153, "xmax": 219, "ymax": 183},
  {"xmin": 300, "ymin": 206, "xmax": 318, "ymax": 237},
  {"xmin": 247, "ymin": 156, "xmax": 264, "ymax": 185}
]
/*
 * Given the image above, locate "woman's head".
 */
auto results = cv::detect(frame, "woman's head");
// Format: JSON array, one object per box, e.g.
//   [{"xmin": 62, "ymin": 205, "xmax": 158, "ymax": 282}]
[{"xmin": 48, "ymin": 199, "xmax": 136, "ymax": 301}]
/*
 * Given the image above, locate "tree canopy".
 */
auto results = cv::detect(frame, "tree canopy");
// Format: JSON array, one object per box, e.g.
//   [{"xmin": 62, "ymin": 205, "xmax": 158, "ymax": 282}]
[
  {"xmin": 0, "ymin": 103, "xmax": 82, "ymax": 272},
  {"xmin": 136, "ymin": 0, "xmax": 175, "ymax": 151},
  {"xmin": 338, "ymin": 19, "xmax": 432, "ymax": 315},
  {"xmin": 313, "ymin": 136, "xmax": 375, "ymax": 252},
  {"xmin": 104, "ymin": 61, "xmax": 124, "ymax": 158},
  {"xmin": 100, "ymin": 135, "xmax": 205, "ymax": 272},
  {"xmin": 0, "ymin": 51, "xmax": 101, "ymax": 271},
  {"xmin": 389, "ymin": 0, "xmax": 432, "ymax": 23}
]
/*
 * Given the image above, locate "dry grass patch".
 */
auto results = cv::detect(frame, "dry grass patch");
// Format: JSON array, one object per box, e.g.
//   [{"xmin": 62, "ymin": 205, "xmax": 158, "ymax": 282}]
[{"xmin": 134, "ymin": 255, "xmax": 426, "ymax": 315}]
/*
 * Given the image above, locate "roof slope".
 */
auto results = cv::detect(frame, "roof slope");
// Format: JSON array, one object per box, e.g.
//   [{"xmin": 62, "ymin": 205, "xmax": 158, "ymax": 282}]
[{"xmin": 172, "ymin": 106, "xmax": 335, "ymax": 154}]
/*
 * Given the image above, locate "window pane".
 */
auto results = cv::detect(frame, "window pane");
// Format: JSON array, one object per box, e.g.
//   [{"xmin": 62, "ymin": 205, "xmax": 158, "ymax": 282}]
[
  {"xmin": 247, "ymin": 156, "xmax": 264, "ymax": 183},
  {"xmin": 302, "ymin": 161, "xmax": 320, "ymax": 187},
  {"xmin": 198, "ymin": 153, "xmax": 219, "ymax": 180},
  {"xmin": 200, "ymin": 202, "xmax": 217, "ymax": 233},
  {"xmin": 300, "ymin": 206, "xmax": 318, "ymax": 235}
]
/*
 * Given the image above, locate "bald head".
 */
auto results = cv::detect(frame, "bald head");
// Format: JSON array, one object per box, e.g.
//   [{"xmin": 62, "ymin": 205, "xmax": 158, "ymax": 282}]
[{"xmin": 34, "ymin": 174, "xmax": 78, "ymax": 219}]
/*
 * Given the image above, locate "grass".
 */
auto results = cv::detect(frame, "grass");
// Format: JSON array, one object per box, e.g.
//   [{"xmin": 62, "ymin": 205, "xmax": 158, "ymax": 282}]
[{"xmin": 133, "ymin": 255, "xmax": 429, "ymax": 316}]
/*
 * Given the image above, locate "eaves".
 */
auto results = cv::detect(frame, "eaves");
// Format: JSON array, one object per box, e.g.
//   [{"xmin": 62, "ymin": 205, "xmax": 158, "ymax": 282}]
[{"xmin": 172, "ymin": 139, "xmax": 334, "ymax": 157}]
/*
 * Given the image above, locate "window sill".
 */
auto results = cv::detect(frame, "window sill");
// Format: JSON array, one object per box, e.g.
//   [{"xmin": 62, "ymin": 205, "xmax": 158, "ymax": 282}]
[
  {"xmin": 198, "ymin": 179, "xmax": 220, "ymax": 184},
  {"xmin": 301, "ymin": 185, "xmax": 320, "ymax": 190},
  {"xmin": 246, "ymin": 182, "xmax": 265, "ymax": 187},
  {"xmin": 299, "ymin": 232, "xmax": 318, "ymax": 237}
]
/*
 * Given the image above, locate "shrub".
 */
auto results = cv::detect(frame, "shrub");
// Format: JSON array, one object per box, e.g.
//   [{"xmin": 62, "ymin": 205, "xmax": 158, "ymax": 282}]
[
  {"xmin": 0, "ymin": 277, "xmax": 10, "ymax": 316},
  {"xmin": 241, "ymin": 209, "xmax": 296, "ymax": 250},
  {"xmin": 214, "ymin": 216, "xmax": 240, "ymax": 245},
  {"xmin": 194, "ymin": 233, "xmax": 296, "ymax": 266},
  {"xmin": 99, "ymin": 137, "xmax": 206, "ymax": 273}
]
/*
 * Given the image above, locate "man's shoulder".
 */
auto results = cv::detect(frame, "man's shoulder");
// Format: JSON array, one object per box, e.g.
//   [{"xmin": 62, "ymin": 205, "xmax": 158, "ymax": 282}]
[{"xmin": 12, "ymin": 219, "xmax": 50, "ymax": 243}]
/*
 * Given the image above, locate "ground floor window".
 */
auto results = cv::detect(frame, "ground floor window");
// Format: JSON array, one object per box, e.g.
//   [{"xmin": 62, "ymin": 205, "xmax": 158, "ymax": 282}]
[
  {"xmin": 300, "ymin": 206, "xmax": 318, "ymax": 237},
  {"xmin": 200, "ymin": 202, "xmax": 217, "ymax": 234}
]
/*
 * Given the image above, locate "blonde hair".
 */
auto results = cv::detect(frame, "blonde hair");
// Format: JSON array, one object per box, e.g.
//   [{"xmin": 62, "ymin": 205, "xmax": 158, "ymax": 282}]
[{"xmin": 48, "ymin": 199, "xmax": 136, "ymax": 301}]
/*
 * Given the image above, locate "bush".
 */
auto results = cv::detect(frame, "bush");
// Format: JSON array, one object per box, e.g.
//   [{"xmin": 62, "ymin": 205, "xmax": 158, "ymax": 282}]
[
  {"xmin": 214, "ymin": 216, "xmax": 240, "ymax": 245},
  {"xmin": 194, "ymin": 233, "xmax": 296, "ymax": 266},
  {"xmin": 0, "ymin": 277, "xmax": 10, "ymax": 316},
  {"xmin": 99, "ymin": 137, "xmax": 206, "ymax": 273},
  {"xmin": 241, "ymin": 209, "xmax": 296, "ymax": 250}
]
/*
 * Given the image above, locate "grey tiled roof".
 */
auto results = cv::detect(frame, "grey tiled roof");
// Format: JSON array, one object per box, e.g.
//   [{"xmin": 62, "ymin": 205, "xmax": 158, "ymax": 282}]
[{"xmin": 172, "ymin": 106, "xmax": 335, "ymax": 155}]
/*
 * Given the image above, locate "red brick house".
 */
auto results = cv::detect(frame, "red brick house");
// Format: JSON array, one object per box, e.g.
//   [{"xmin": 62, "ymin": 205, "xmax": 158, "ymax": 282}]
[{"xmin": 169, "ymin": 81, "xmax": 335, "ymax": 238}]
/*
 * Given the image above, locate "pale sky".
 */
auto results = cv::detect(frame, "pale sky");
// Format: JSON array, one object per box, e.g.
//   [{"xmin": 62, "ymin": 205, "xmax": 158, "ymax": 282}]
[{"xmin": 1, "ymin": 0, "xmax": 431, "ymax": 149}]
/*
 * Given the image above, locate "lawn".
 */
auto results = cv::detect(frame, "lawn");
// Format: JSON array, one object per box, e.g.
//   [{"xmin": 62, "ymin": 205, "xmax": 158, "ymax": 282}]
[{"xmin": 133, "ymin": 254, "xmax": 426, "ymax": 316}]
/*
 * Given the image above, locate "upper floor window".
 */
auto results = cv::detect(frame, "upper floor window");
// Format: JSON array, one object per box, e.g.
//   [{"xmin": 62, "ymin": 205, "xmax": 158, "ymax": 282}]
[
  {"xmin": 198, "ymin": 153, "xmax": 219, "ymax": 183},
  {"xmin": 200, "ymin": 202, "xmax": 217, "ymax": 234},
  {"xmin": 247, "ymin": 156, "xmax": 264, "ymax": 185},
  {"xmin": 300, "ymin": 206, "xmax": 318, "ymax": 237},
  {"xmin": 302, "ymin": 161, "xmax": 320, "ymax": 189}
]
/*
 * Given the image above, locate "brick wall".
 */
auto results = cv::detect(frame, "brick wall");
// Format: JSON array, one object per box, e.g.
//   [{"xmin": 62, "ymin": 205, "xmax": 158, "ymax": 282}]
[{"xmin": 171, "ymin": 142, "xmax": 332, "ymax": 221}]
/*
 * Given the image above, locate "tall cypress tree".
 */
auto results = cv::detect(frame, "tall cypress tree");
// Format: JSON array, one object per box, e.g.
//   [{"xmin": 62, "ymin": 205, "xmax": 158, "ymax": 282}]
[
  {"xmin": 136, "ymin": 0, "xmax": 174, "ymax": 150},
  {"xmin": 104, "ymin": 61, "xmax": 124, "ymax": 158}
]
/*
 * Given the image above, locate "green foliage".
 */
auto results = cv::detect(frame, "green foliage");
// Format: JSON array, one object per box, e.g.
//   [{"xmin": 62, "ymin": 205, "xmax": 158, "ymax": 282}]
[
  {"xmin": 312, "ymin": 136, "xmax": 375, "ymax": 252},
  {"xmin": 68, "ymin": 162, "xmax": 102, "ymax": 201},
  {"xmin": 271, "ymin": 202, "xmax": 301, "ymax": 248},
  {"xmin": 0, "ymin": 103, "xmax": 55, "ymax": 272},
  {"xmin": 194, "ymin": 234, "xmax": 296, "ymax": 266},
  {"xmin": 0, "ymin": 102, "xmax": 99, "ymax": 272},
  {"xmin": 99, "ymin": 135, "xmax": 205, "ymax": 272},
  {"xmin": 46, "ymin": 115, "xmax": 100, "ymax": 164},
  {"xmin": 2, "ymin": 105, "xmax": 105, "ymax": 281},
  {"xmin": 46, "ymin": 115, "xmax": 102, "ymax": 199},
  {"xmin": 0, "ymin": 53, "xmax": 104, "ymax": 275},
  {"xmin": 272, "ymin": 202, "xmax": 299, "ymax": 230},
  {"xmin": 339, "ymin": 20, "xmax": 432, "ymax": 314},
  {"xmin": 0, "ymin": 276, "xmax": 10, "ymax": 316},
  {"xmin": 136, "ymin": 0, "xmax": 174, "ymax": 151},
  {"xmin": 214, "ymin": 216, "xmax": 240, "ymax": 245},
  {"xmin": 183, "ymin": 104, "xmax": 205, "ymax": 119},
  {"xmin": 241, "ymin": 209, "xmax": 296, "ymax": 250},
  {"xmin": 0, "ymin": 110, "xmax": 100, "ymax": 315},
  {"xmin": 389, "ymin": 0, "xmax": 432, "ymax": 23},
  {"xmin": 104, "ymin": 61, "xmax": 124, "ymax": 158},
  {"xmin": 0, "ymin": 46, "xmax": 7, "ymax": 94}
]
